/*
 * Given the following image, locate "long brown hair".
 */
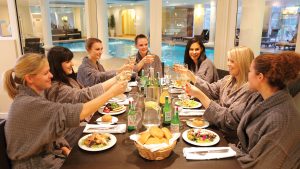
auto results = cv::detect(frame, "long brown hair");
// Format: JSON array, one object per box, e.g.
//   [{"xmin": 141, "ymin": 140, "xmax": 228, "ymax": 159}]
[
  {"xmin": 254, "ymin": 52, "xmax": 300, "ymax": 90},
  {"xmin": 4, "ymin": 53, "xmax": 47, "ymax": 98}
]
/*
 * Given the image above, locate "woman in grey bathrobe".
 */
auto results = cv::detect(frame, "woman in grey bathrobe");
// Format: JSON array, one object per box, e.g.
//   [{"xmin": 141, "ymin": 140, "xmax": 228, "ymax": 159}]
[
  {"xmin": 77, "ymin": 38, "xmax": 132, "ymax": 87},
  {"xmin": 177, "ymin": 46, "xmax": 255, "ymax": 142},
  {"xmin": 186, "ymin": 52, "xmax": 300, "ymax": 169},
  {"xmin": 4, "ymin": 53, "xmax": 127, "ymax": 169},
  {"xmin": 133, "ymin": 34, "xmax": 162, "ymax": 76},
  {"xmin": 45, "ymin": 46, "xmax": 124, "ymax": 148},
  {"xmin": 183, "ymin": 37, "xmax": 219, "ymax": 83}
]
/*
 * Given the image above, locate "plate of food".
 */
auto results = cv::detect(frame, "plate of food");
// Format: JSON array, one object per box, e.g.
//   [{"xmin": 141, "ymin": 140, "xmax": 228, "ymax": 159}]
[
  {"xmin": 186, "ymin": 117, "xmax": 209, "ymax": 129},
  {"xmin": 182, "ymin": 129, "xmax": 220, "ymax": 146},
  {"xmin": 175, "ymin": 100, "xmax": 202, "ymax": 109},
  {"xmin": 78, "ymin": 133, "xmax": 117, "ymax": 151},
  {"xmin": 99, "ymin": 102, "xmax": 126, "ymax": 115},
  {"xmin": 96, "ymin": 114, "xmax": 118, "ymax": 124}
]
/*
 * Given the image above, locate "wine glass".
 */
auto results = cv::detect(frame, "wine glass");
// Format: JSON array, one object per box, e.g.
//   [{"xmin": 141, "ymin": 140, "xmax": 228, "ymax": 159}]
[
  {"xmin": 117, "ymin": 70, "xmax": 132, "ymax": 82},
  {"xmin": 146, "ymin": 52, "xmax": 155, "ymax": 69}
]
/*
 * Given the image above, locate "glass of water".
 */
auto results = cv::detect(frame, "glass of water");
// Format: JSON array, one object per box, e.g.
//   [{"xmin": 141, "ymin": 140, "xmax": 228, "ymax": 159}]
[{"xmin": 142, "ymin": 97, "xmax": 161, "ymax": 128}]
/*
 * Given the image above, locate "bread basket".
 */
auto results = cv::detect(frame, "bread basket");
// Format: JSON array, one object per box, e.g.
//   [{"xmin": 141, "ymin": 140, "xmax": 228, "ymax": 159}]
[{"xmin": 134, "ymin": 141, "xmax": 176, "ymax": 160}]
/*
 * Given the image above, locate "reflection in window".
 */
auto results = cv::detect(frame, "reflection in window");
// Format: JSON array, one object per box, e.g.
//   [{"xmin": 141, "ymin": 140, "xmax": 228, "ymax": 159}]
[
  {"xmin": 0, "ymin": 0, "xmax": 12, "ymax": 37},
  {"xmin": 236, "ymin": 0, "xmax": 299, "ymax": 52}
]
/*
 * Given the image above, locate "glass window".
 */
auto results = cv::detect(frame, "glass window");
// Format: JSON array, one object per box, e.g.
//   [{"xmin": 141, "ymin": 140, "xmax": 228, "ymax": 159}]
[
  {"xmin": 0, "ymin": 0, "xmax": 12, "ymax": 37},
  {"xmin": 162, "ymin": 1, "xmax": 216, "ymax": 66},
  {"xmin": 236, "ymin": 0, "xmax": 299, "ymax": 53}
]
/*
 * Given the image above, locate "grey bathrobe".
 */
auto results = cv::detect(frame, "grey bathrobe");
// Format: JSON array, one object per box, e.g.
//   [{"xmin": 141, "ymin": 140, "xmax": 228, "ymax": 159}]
[
  {"xmin": 193, "ymin": 58, "xmax": 219, "ymax": 83},
  {"xmin": 231, "ymin": 90, "xmax": 300, "ymax": 169},
  {"xmin": 45, "ymin": 77, "xmax": 104, "ymax": 104},
  {"xmin": 5, "ymin": 85, "xmax": 82, "ymax": 169},
  {"xmin": 77, "ymin": 56, "xmax": 116, "ymax": 87},
  {"xmin": 196, "ymin": 76, "xmax": 253, "ymax": 141},
  {"xmin": 134, "ymin": 51, "xmax": 162, "ymax": 76}
]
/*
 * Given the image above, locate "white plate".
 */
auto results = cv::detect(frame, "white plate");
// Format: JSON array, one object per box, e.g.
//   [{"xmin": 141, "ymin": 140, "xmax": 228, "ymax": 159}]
[
  {"xmin": 125, "ymin": 86, "xmax": 132, "ymax": 92},
  {"xmin": 98, "ymin": 105, "xmax": 126, "ymax": 115},
  {"xmin": 182, "ymin": 129, "xmax": 220, "ymax": 146},
  {"xmin": 109, "ymin": 94, "xmax": 127, "ymax": 102},
  {"xmin": 96, "ymin": 116, "xmax": 118, "ymax": 124},
  {"xmin": 186, "ymin": 119, "xmax": 209, "ymax": 129},
  {"xmin": 78, "ymin": 133, "xmax": 117, "ymax": 151},
  {"xmin": 175, "ymin": 100, "xmax": 202, "ymax": 109}
]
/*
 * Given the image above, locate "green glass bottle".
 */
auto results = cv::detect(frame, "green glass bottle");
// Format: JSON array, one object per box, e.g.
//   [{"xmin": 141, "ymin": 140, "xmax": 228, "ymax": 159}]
[
  {"xmin": 163, "ymin": 96, "xmax": 171, "ymax": 125},
  {"xmin": 127, "ymin": 101, "xmax": 136, "ymax": 131},
  {"xmin": 140, "ymin": 69, "xmax": 147, "ymax": 90},
  {"xmin": 170, "ymin": 106, "xmax": 180, "ymax": 133}
]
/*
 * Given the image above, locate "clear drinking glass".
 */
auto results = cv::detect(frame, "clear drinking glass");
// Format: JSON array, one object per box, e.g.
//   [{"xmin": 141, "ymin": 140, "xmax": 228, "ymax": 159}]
[
  {"xmin": 117, "ymin": 70, "xmax": 132, "ymax": 82},
  {"xmin": 142, "ymin": 97, "xmax": 161, "ymax": 128}
]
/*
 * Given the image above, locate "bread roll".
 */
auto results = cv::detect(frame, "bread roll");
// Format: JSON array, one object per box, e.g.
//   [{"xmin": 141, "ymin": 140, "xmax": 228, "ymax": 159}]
[
  {"xmin": 102, "ymin": 114, "xmax": 112, "ymax": 122},
  {"xmin": 192, "ymin": 118, "xmax": 204, "ymax": 127},
  {"xmin": 138, "ymin": 132, "xmax": 151, "ymax": 144},
  {"xmin": 159, "ymin": 138, "xmax": 169, "ymax": 144},
  {"xmin": 161, "ymin": 127, "xmax": 172, "ymax": 140},
  {"xmin": 149, "ymin": 126, "xmax": 164, "ymax": 139},
  {"xmin": 145, "ymin": 137, "xmax": 161, "ymax": 144}
]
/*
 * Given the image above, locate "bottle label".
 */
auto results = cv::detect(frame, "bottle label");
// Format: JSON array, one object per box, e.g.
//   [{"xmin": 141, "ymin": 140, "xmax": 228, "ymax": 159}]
[
  {"xmin": 128, "ymin": 114, "xmax": 136, "ymax": 127},
  {"xmin": 164, "ymin": 110, "xmax": 171, "ymax": 122},
  {"xmin": 170, "ymin": 123, "xmax": 179, "ymax": 133}
]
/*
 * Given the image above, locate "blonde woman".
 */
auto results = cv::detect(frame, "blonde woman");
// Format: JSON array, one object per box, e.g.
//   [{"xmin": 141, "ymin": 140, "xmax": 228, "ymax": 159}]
[
  {"xmin": 4, "ymin": 53, "xmax": 127, "ymax": 169},
  {"xmin": 181, "ymin": 46, "xmax": 255, "ymax": 141},
  {"xmin": 186, "ymin": 52, "xmax": 300, "ymax": 168}
]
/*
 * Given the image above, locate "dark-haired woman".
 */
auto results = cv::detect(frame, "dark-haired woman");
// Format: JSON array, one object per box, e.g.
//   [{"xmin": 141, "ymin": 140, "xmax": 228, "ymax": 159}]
[
  {"xmin": 45, "ymin": 46, "xmax": 126, "ymax": 147},
  {"xmin": 183, "ymin": 37, "xmax": 218, "ymax": 83},
  {"xmin": 46, "ymin": 46, "xmax": 118, "ymax": 104},
  {"xmin": 186, "ymin": 52, "xmax": 300, "ymax": 168},
  {"xmin": 77, "ymin": 38, "xmax": 132, "ymax": 87},
  {"xmin": 133, "ymin": 34, "xmax": 162, "ymax": 76}
]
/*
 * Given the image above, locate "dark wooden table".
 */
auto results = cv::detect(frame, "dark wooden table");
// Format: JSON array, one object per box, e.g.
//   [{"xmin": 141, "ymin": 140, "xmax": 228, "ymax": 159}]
[{"xmin": 61, "ymin": 88, "xmax": 242, "ymax": 169}]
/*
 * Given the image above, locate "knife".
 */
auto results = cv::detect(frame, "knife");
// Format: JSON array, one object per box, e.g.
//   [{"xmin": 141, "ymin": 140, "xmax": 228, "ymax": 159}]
[{"xmin": 190, "ymin": 148, "xmax": 229, "ymax": 155}]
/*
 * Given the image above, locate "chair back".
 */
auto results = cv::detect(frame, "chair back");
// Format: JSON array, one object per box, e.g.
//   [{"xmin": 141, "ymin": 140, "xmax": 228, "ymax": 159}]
[{"xmin": 0, "ymin": 119, "xmax": 11, "ymax": 169}]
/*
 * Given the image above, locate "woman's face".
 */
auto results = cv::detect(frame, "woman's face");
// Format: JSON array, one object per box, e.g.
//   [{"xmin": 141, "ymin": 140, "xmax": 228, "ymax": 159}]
[
  {"xmin": 227, "ymin": 54, "xmax": 240, "ymax": 77},
  {"xmin": 28, "ymin": 63, "xmax": 53, "ymax": 93},
  {"xmin": 88, "ymin": 42, "xmax": 103, "ymax": 61},
  {"xmin": 62, "ymin": 60, "xmax": 74, "ymax": 75},
  {"xmin": 248, "ymin": 61, "xmax": 261, "ymax": 91},
  {"xmin": 135, "ymin": 38, "xmax": 148, "ymax": 56},
  {"xmin": 189, "ymin": 42, "xmax": 202, "ymax": 62}
]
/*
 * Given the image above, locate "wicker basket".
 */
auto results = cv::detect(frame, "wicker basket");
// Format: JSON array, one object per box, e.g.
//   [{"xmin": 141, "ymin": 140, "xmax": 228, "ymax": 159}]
[{"xmin": 134, "ymin": 141, "xmax": 177, "ymax": 160}]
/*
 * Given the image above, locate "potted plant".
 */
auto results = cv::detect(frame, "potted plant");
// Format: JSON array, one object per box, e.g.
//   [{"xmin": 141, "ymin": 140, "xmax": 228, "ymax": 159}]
[{"xmin": 109, "ymin": 15, "xmax": 116, "ymax": 37}]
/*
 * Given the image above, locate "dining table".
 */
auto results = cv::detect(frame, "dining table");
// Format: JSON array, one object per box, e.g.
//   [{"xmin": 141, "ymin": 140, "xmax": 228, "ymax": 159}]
[{"xmin": 61, "ymin": 86, "xmax": 242, "ymax": 169}]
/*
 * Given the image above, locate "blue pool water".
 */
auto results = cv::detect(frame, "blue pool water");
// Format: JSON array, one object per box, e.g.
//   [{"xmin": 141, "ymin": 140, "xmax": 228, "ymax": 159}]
[{"xmin": 54, "ymin": 39, "xmax": 214, "ymax": 66}]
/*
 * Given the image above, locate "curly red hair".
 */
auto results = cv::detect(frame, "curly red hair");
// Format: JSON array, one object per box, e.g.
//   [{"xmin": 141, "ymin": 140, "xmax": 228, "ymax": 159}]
[{"xmin": 254, "ymin": 52, "xmax": 300, "ymax": 89}]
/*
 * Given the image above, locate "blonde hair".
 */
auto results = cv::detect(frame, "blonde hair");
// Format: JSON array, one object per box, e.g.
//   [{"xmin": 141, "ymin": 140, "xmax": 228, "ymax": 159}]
[
  {"xmin": 4, "ymin": 53, "xmax": 48, "ymax": 99},
  {"xmin": 226, "ymin": 46, "xmax": 254, "ymax": 90}
]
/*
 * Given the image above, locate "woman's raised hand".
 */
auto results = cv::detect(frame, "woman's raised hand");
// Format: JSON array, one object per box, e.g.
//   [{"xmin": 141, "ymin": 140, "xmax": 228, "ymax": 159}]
[{"xmin": 108, "ymin": 80, "xmax": 128, "ymax": 97}]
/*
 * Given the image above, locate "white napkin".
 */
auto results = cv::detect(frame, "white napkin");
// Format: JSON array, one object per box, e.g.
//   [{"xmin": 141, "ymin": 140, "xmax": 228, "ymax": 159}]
[
  {"xmin": 117, "ymin": 98, "xmax": 130, "ymax": 105},
  {"xmin": 83, "ymin": 124, "xmax": 126, "ymax": 134},
  {"xmin": 168, "ymin": 88, "xmax": 184, "ymax": 94},
  {"xmin": 179, "ymin": 109, "xmax": 205, "ymax": 116},
  {"xmin": 130, "ymin": 133, "xmax": 181, "ymax": 152},
  {"xmin": 183, "ymin": 147, "xmax": 236, "ymax": 160},
  {"xmin": 128, "ymin": 81, "xmax": 138, "ymax": 87}
]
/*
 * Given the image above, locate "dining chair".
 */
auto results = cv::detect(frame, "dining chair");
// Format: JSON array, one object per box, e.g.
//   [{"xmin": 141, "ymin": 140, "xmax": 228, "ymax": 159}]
[{"xmin": 0, "ymin": 119, "xmax": 11, "ymax": 169}]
